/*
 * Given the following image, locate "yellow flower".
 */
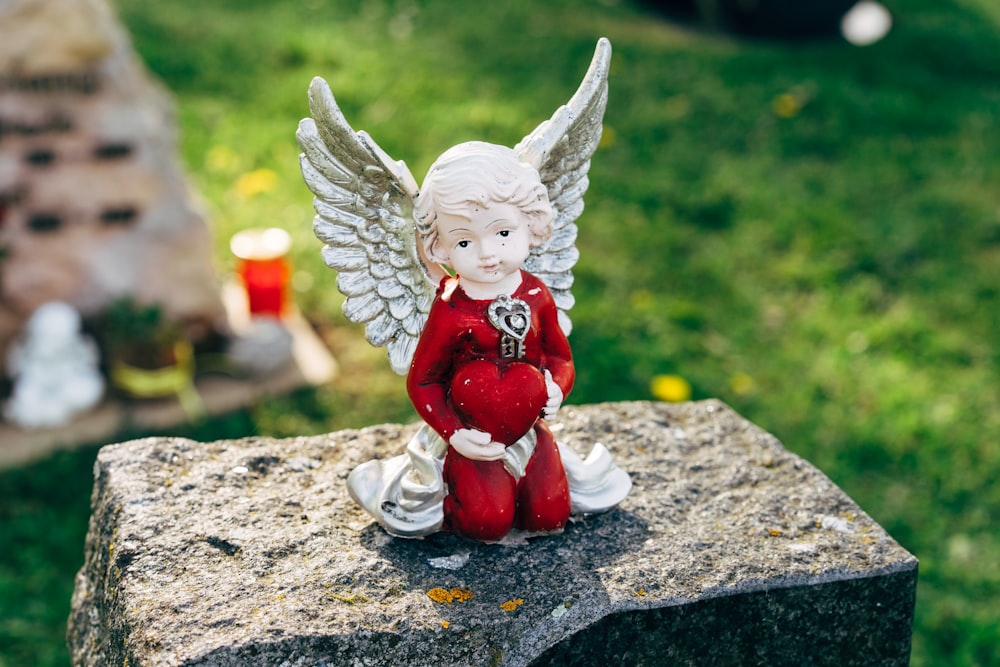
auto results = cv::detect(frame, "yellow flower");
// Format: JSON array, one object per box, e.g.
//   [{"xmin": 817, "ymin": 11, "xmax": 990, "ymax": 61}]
[
  {"xmin": 234, "ymin": 168, "xmax": 279, "ymax": 198},
  {"xmin": 650, "ymin": 374, "xmax": 691, "ymax": 402},
  {"xmin": 772, "ymin": 92, "xmax": 802, "ymax": 119},
  {"xmin": 205, "ymin": 145, "xmax": 239, "ymax": 173},
  {"xmin": 598, "ymin": 125, "xmax": 617, "ymax": 149},
  {"xmin": 629, "ymin": 289, "xmax": 655, "ymax": 311},
  {"xmin": 729, "ymin": 373, "xmax": 755, "ymax": 395}
]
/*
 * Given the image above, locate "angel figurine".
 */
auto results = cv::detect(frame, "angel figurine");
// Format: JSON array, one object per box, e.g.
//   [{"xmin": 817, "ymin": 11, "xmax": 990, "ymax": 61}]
[{"xmin": 297, "ymin": 38, "xmax": 630, "ymax": 541}]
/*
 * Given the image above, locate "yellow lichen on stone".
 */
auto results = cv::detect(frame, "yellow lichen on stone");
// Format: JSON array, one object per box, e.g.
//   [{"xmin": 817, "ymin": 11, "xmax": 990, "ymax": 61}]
[
  {"xmin": 450, "ymin": 587, "xmax": 474, "ymax": 602},
  {"xmin": 500, "ymin": 598, "xmax": 523, "ymax": 612},
  {"xmin": 427, "ymin": 587, "xmax": 475, "ymax": 604},
  {"xmin": 427, "ymin": 587, "xmax": 451, "ymax": 603},
  {"xmin": 331, "ymin": 591, "xmax": 369, "ymax": 605}
]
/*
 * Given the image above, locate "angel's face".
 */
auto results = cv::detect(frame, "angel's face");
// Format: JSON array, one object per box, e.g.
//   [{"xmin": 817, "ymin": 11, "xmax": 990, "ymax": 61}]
[{"xmin": 435, "ymin": 202, "xmax": 531, "ymax": 299}]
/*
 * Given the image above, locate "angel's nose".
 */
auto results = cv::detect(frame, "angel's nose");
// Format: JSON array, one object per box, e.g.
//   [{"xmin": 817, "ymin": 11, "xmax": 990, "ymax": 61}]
[{"xmin": 479, "ymin": 239, "xmax": 498, "ymax": 259}]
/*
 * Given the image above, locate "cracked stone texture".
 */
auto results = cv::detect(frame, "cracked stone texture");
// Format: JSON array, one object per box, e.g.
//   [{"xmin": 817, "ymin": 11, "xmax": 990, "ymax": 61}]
[{"xmin": 68, "ymin": 400, "xmax": 917, "ymax": 666}]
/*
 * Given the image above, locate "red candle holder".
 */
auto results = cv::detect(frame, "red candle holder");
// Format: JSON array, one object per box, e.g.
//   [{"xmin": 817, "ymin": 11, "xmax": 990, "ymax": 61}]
[{"xmin": 230, "ymin": 228, "xmax": 292, "ymax": 318}]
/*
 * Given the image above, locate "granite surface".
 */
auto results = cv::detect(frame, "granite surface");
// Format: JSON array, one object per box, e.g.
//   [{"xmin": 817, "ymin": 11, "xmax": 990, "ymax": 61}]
[{"xmin": 68, "ymin": 400, "xmax": 917, "ymax": 666}]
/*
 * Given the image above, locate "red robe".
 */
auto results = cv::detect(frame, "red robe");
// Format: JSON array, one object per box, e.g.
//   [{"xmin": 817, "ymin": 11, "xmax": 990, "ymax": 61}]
[{"xmin": 407, "ymin": 271, "xmax": 574, "ymax": 540}]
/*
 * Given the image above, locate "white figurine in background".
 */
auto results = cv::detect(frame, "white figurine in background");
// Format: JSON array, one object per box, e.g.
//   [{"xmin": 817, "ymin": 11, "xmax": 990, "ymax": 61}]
[{"xmin": 4, "ymin": 301, "xmax": 105, "ymax": 429}]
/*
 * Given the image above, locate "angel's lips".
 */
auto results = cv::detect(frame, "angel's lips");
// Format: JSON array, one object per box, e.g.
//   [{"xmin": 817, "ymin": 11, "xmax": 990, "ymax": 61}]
[{"xmin": 449, "ymin": 360, "xmax": 548, "ymax": 446}]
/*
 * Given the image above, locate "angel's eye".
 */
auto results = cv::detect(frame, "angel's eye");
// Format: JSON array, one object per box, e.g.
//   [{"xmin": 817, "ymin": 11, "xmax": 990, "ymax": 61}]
[
  {"xmin": 457, "ymin": 240, "xmax": 470, "ymax": 248},
  {"xmin": 498, "ymin": 230, "xmax": 510, "ymax": 238}
]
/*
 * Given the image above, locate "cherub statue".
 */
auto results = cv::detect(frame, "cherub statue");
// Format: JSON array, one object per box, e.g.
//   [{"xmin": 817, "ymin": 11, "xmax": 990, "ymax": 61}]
[
  {"xmin": 297, "ymin": 38, "xmax": 630, "ymax": 541},
  {"xmin": 4, "ymin": 301, "xmax": 104, "ymax": 429}
]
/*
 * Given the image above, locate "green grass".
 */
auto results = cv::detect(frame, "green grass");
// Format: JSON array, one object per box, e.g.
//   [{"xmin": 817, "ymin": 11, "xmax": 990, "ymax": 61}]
[{"xmin": 2, "ymin": 0, "xmax": 998, "ymax": 664}]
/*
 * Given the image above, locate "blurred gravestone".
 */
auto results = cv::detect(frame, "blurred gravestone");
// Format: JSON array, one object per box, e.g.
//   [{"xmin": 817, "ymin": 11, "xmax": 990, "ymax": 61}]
[
  {"xmin": 68, "ymin": 400, "xmax": 917, "ymax": 666},
  {"xmin": 0, "ymin": 0, "xmax": 226, "ymax": 357}
]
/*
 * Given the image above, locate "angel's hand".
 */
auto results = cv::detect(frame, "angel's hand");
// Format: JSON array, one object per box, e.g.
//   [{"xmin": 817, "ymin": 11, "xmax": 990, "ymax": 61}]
[
  {"xmin": 449, "ymin": 428, "xmax": 507, "ymax": 461},
  {"xmin": 542, "ymin": 369, "xmax": 563, "ymax": 420}
]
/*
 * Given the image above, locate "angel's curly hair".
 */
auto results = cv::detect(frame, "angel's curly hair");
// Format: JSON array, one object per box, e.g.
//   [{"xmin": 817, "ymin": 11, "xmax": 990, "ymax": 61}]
[{"xmin": 414, "ymin": 142, "xmax": 553, "ymax": 264}]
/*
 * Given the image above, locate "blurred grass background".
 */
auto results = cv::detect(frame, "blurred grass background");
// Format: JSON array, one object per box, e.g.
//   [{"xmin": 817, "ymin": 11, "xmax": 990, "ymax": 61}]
[{"xmin": 2, "ymin": 0, "xmax": 998, "ymax": 664}]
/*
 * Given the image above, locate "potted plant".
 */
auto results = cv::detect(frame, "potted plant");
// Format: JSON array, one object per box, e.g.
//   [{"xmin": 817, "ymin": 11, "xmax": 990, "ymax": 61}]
[{"xmin": 98, "ymin": 297, "xmax": 203, "ymax": 416}]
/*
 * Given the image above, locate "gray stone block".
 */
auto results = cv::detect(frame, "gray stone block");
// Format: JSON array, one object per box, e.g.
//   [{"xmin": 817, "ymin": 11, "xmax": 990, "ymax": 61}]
[{"xmin": 68, "ymin": 400, "xmax": 917, "ymax": 666}]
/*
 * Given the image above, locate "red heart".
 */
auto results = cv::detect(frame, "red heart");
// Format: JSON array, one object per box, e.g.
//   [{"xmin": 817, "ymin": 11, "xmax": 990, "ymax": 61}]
[{"xmin": 450, "ymin": 360, "xmax": 547, "ymax": 445}]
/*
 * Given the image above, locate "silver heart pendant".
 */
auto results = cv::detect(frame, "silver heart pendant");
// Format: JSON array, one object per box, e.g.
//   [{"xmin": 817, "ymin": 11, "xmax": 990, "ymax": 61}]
[{"xmin": 488, "ymin": 294, "xmax": 531, "ymax": 341}]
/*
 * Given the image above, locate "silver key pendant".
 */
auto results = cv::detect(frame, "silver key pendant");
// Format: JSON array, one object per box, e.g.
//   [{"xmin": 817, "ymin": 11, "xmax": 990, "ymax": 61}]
[{"xmin": 487, "ymin": 294, "xmax": 531, "ymax": 359}]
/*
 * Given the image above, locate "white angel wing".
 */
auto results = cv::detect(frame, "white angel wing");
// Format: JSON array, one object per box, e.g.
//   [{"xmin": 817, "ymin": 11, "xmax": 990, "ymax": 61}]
[
  {"xmin": 514, "ymin": 38, "xmax": 611, "ymax": 336},
  {"xmin": 297, "ymin": 77, "xmax": 441, "ymax": 375}
]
